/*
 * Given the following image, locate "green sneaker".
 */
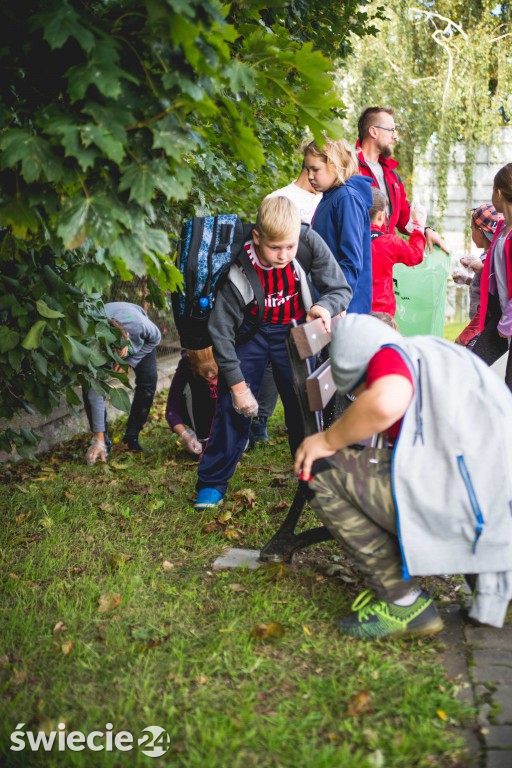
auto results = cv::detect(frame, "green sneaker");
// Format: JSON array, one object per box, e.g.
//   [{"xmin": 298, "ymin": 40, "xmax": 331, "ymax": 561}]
[{"xmin": 336, "ymin": 590, "xmax": 444, "ymax": 640}]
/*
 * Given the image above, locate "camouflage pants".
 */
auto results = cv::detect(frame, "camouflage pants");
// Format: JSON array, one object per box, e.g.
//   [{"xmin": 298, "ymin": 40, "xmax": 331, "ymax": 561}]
[{"xmin": 309, "ymin": 446, "xmax": 420, "ymax": 601}]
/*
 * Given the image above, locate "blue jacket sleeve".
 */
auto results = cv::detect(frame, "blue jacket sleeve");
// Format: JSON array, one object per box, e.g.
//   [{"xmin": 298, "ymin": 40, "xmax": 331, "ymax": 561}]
[{"xmin": 331, "ymin": 193, "xmax": 367, "ymax": 297}]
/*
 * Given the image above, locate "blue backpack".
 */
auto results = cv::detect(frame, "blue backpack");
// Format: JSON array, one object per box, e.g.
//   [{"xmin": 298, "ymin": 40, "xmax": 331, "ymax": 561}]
[{"xmin": 172, "ymin": 214, "xmax": 265, "ymax": 350}]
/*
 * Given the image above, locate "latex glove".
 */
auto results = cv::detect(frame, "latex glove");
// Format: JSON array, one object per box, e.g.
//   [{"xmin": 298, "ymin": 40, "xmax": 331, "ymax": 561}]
[
  {"xmin": 460, "ymin": 256, "xmax": 483, "ymax": 274},
  {"xmin": 452, "ymin": 268, "xmax": 473, "ymax": 286},
  {"xmin": 231, "ymin": 386, "xmax": 259, "ymax": 418},
  {"xmin": 85, "ymin": 437, "xmax": 107, "ymax": 465},
  {"xmin": 404, "ymin": 202, "xmax": 427, "ymax": 233},
  {"xmin": 180, "ymin": 428, "xmax": 203, "ymax": 456}
]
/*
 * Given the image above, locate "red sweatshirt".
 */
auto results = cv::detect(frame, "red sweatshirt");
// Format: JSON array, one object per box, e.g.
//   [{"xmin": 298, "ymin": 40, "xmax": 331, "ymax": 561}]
[{"xmin": 371, "ymin": 226, "xmax": 426, "ymax": 316}]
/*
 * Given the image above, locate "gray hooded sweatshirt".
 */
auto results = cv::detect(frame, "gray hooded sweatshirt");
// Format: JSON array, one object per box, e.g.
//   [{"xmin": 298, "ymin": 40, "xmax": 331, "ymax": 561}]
[
  {"xmin": 87, "ymin": 303, "xmax": 161, "ymax": 432},
  {"xmin": 330, "ymin": 314, "xmax": 512, "ymax": 627}
]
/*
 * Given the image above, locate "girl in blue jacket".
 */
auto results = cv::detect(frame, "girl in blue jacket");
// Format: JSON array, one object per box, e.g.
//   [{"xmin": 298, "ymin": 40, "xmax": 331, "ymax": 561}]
[{"xmin": 304, "ymin": 138, "xmax": 374, "ymax": 313}]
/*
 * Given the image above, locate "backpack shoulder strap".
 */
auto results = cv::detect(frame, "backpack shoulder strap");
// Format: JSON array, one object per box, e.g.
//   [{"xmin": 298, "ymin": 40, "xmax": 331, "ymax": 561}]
[
  {"xmin": 295, "ymin": 224, "xmax": 314, "ymax": 272},
  {"xmin": 237, "ymin": 246, "xmax": 266, "ymax": 324}
]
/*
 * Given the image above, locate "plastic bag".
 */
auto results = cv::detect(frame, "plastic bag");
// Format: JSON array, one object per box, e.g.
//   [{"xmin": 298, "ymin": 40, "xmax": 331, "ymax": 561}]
[{"xmin": 394, "ymin": 245, "xmax": 451, "ymax": 337}]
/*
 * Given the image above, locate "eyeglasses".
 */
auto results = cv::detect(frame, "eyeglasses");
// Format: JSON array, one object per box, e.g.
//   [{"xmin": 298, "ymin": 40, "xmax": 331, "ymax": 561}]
[{"xmin": 373, "ymin": 125, "xmax": 398, "ymax": 135}]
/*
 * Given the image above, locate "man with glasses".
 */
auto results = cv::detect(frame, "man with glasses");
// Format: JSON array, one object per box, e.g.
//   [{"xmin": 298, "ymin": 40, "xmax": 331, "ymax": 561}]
[{"xmin": 356, "ymin": 106, "xmax": 448, "ymax": 253}]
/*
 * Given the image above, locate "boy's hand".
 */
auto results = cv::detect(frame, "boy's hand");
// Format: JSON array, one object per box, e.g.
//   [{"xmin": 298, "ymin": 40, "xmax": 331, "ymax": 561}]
[
  {"xmin": 306, "ymin": 304, "xmax": 331, "ymax": 333},
  {"xmin": 294, "ymin": 432, "xmax": 336, "ymax": 481},
  {"xmin": 85, "ymin": 436, "xmax": 107, "ymax": 465},
  {"xmin": 461, "ymin": 256, "xmax": 483, "ymax": 275},
  {"xmin": 231, "ymin": 384, "xmax": 259, "ymax": 417}
]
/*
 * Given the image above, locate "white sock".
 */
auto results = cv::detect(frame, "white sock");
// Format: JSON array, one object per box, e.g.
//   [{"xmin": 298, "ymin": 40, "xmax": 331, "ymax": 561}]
[{"xmin": 393, "ymin": 589, "xmax": 422, "ymax": 607}]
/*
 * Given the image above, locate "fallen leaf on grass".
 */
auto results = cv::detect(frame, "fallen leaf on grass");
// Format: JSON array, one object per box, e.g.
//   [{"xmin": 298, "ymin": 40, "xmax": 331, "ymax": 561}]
[
  {"xmin": 223, "ymin": 527, "xmax": 241, "ymax": 541},
  {"xmin": 269, "ymin": 501, "xmax": 289, "ymax": 513},
  {"xmin": 15, "ymin": 513, "xmax": 29, "ymax": 525},
  {"xmin": 109, "ymin": 553, "xmax": 133, "ymax": 570},
  {"xmin": 13, "ymin": 534, "xmax": 39, "ymax": 545},
  {"xmin": 9, "ymin": 572, "xmax": 19, "ymax": 580},
  {"xmin": 109, "ymin": 461, "xmax": 129, "ymax": 472},
  {"xmin": 347, "ymin": 690, "xmax": 373, "ymax": 717},
  {"xmin": 268, "ymin": 563, "xmax": 288, "ymax": 581},
  {"xmin": 250, "ymin": 622, "xmax": 285, "ymax": 640},
  {"xmin": 162, "ymin": 560, "xmax": 174, "ymax": 570},
  {"xmin": 64, "ymin": 490, "xmax": 75, "ymax": 501},
  {"xmin": 202, "ymin": 520, "xmax": 220, "ymax": 534},
  {"xmin": 227, "ymin": 583, "xmax": 247, "ymax": 593},
  {"xmin": 53, "ymin": 621, "xmax": 68, "ymax": 635},
  {"xmin": 436, "ymin": 709, "xmax": 448, "ymax": 721},
  {"xmin": 11, "ymin": 667, "xmax": 27, "ymax": 685},
  {"xmin": 61, "ymin": 641, "xmax": 75, "ymax": 656},
  {"xmin": 14, "ymin": 484, "xmax": 29, "ymax": 494},
  {"xmin": 98, "ymin": 592, "xmax": 121, "ymax": 613},
  {"xmin": 270, "ymin": 474, "xmax": 291, "ymax": 487},
  {"xmin": 232, "ymin": 488, "xmax": 257, "ymax": 507},
  {"xmin": 217, "ymin": 509, "xmax": 232, "ymax": 523},
  {"xmin": 303, "ymin": 625, "xmax": 312, "ymax": 636}
]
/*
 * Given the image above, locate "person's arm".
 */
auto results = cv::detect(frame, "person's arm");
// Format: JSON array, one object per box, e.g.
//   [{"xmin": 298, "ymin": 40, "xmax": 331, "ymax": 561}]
[
  {"xmin": 498, "ymin": 298, "xmax": 512, "ymax": 338},
  {"xmin": 332, "ymin": 194, "xmax": 367, "ymax": 297},
  {"xmin": 165, "ymin": 355, "xmax": 189, "ymax": 429},
  {"xmin": 84, "ymin": 388, "xmax": 108, "ymax": 464},
  {"xmin": 128, "ymin": 318, "xmax": 162, "ymax": 366},
  {"xmin": 425, "ymin": 227, "xmax": 450, "ymax": 254},
  {"xmin": 294, "ymin": 375, "xmax": 413, "ymax": 480},
  {"xmin": 393, "ymin": 230, "xmax": 426, "ymax": 267},
  {"xmin": 301, "ymin": 226, "xmax": 353, "ymax": 316},
  {"xmin": 207, "ymin": 275, "xmax": 248, "ymax": 388}
]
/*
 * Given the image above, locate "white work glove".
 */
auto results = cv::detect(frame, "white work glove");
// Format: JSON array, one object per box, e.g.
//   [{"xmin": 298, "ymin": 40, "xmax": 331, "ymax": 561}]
[
  {"xmin": 85, "ymin": 437, "xmax": 107, "ymax": 465},
  {"xmin": 405, "ymin": 202, "xmax": 427, "ymax": 233},
  {"xmin": 231, "ymin": 386, "xmax": 259, "ymax": 418},
  {"xmin": 452, "ymin": 268, "xmax": 473, "ymax": 286},
  {"xmin": 180, "ymin": 428, "xmax": 203, "ymax": 456}
]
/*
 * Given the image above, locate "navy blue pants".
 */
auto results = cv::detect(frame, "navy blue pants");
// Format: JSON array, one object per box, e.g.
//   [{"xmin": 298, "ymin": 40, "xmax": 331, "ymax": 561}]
[{"xmin": 197, "ymin": 324, "xmax": 304, "ymax": 494}]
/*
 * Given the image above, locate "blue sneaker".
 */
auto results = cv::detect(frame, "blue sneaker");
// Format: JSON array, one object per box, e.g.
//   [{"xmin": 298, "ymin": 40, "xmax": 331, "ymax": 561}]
[{"xmin": 194, "ymin": 488, "xmax": 224, "ymax": 509}]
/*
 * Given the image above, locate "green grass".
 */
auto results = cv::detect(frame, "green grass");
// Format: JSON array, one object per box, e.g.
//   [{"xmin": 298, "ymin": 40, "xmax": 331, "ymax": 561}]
[
  {"xmin": 0, "ymin": 397, "xmax": 473, "ymax": 767},
  {"xmin": 443, "ymin": 322, "xmax": 466, "ymax": 342}
]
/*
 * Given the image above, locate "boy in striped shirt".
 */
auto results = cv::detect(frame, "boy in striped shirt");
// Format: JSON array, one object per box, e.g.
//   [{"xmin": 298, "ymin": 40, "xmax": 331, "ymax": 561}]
[{"xmin": 194, "ymin": 196, "xmax": 351, "ymax": 509}]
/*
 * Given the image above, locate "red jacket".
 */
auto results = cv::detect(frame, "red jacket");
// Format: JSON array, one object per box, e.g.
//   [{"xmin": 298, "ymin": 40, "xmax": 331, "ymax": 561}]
[
  {"xmin": 479, "ymin": 220, "xmax": 512, "ymax": 332},
  {"xmin": 357, "ymin": 141, "xmax": 411, "ymax": 235},
  {"xmin": 371, "ymin": 226, "xmax": 425, "ymax": 316}
]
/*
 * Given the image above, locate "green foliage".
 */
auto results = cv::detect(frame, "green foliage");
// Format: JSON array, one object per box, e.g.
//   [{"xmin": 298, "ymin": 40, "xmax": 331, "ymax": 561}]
[
  {"xmin": 341, "ymin": 0, "xmax": 512, "ymax": 241},
  {"xmin": 1, "ymin": 0, "xmax": 380, "ymax": 454}
]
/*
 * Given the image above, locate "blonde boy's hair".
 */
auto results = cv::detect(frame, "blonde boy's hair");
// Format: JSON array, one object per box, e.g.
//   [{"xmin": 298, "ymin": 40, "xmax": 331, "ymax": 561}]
[
  {"xmin": 303, "ymin": 137, "xmax": 358, "ymax": 186},
  {"xmin": 255, "ymin": 196, "xmax": 301, "ymax": 241}
]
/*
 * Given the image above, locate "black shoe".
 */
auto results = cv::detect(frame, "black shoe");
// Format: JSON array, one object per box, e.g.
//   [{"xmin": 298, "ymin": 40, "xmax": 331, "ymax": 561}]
[{"xmin": 122, "ymin": 436, "xmax": 144, "ymax": 453}]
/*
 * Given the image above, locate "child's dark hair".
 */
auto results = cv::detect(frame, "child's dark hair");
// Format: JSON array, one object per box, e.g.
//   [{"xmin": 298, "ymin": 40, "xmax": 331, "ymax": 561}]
[
  {"xmin": 494, "ymin": 163, "xmax": 512, "ymax": 203},
  {"xmin": 369, "ymin": 188, "xmax": 387, "ymax": 221},
  {"xmin": 370, "ymin": 311, "xmax": 399, "ymax": 331}
]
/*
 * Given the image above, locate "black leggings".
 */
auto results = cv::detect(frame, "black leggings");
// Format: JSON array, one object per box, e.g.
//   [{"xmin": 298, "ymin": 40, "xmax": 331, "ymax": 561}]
[{"xmin": 473, "ymin": 293, "xmax": 512, "ymax": 392}]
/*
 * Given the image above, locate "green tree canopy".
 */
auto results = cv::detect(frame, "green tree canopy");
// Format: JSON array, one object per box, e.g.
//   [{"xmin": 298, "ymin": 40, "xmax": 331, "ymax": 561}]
[
  {"xmin": 0, "ymin": 0, "xmax": 381, "ymax": 455},
  {"xmin": 341, "ymin": 0, "xmax": 512, "ymax": 235}
]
